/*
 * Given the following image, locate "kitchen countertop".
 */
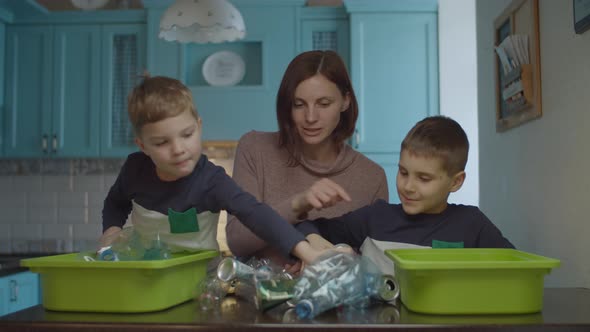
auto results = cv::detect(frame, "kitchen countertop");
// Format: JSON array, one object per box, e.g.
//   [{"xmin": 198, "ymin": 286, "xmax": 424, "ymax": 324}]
[
  {"xmin": 0, "ymin": 253, "xmax": 63, "ymax": 277},
  {"xmin": 1, "ymin": 288, "xmax": 590, "ymax": 331},
  {"xmin": 0, "ymin": 255, "xmax": 35, "ymax": 277}
]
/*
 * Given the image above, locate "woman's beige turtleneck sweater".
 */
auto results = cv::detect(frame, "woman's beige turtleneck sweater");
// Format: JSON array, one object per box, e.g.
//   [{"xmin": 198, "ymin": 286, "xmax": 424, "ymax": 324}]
[{"xmin": 225, "ymin": 131, "xmax": 389, "ymax": 265}]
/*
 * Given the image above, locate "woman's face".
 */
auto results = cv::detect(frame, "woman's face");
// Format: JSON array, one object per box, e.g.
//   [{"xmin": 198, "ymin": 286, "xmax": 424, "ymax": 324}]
[{"xmin": 291, "ymin": 74, "xmax": 350, "ymax": 150}]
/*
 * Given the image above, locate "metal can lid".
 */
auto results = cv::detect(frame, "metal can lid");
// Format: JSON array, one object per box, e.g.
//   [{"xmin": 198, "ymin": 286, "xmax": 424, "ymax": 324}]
[
  {"xmin": 377, "ymin": 274, "xmax": 400, "ymax": 301},
  {"xmin": 217, "ymin": 257, "xmax": 237, "ymax": 282}
]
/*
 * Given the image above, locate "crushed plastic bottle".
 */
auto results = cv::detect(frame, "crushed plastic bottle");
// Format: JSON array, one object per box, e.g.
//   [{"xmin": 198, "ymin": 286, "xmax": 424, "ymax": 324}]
[
  {"xmin": 197, "ymin": 273, "xmax": 232, "ymax": 311},
  {"xmin": 109, "ymin": 228, "xmax": 146, "ymax": 260},
  {"xmin": 96, "ymin": 228, "xmax": 171, "ymax": 261},
  {"xmin": 143, "ymin": 233, "xmax": 171, "ymax": 260},
  {"xmin": 292, "ymin": 251, "xmax": 400, "ymax": 319}
]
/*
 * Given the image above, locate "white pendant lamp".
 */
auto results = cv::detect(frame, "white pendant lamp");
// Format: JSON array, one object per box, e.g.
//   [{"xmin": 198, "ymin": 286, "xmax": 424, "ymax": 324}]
[{"xmin": 159, "ymin": 0, "xmax": 246, "ymax": 44}]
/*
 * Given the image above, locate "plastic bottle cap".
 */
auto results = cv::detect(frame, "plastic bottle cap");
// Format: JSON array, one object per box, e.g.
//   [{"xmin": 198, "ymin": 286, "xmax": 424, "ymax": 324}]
[{"xmin": 295, "ymin": 299, "xmax": 314, "ymax": 319}]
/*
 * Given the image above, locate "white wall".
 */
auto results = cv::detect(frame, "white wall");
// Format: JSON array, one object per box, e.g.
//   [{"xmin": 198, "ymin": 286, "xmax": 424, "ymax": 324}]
[
  {"xmin": 477, "ymin": 0, "xmax": 590, "ymax": 287},
  {"xmin": 438, "ymin": 0, "xmax": 479, "ymax": 206}
]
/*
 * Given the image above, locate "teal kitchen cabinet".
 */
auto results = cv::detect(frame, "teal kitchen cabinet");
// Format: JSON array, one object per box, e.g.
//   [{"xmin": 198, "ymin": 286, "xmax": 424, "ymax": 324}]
[
  {"xmin": 4, "ymin": 23, "xmax": 145, "ymax": 158},
  {"xmin": 0, "ymin": 271, "xmax": 40, "ymax": 317},
  {"xmin": 99, "ymin": 24, "xmax": 145, "ymax": 157},
  {"xmin": 300, "ymin": 7, "xmax": 350, "ymax": 67},
  {"xmin": 344, "ymin": 0, "xmax": 439, "ymax": 200},
  {"xmin": 4, "ymin": 24, "xmax": 101, "ymax": 158},
  {"xmin": 0, "ymin": 21, "xmax": 5, "ymax": 157},
  {"xmin": 4, "ymin": 25, "xmax": 52, "ymax": 158}
]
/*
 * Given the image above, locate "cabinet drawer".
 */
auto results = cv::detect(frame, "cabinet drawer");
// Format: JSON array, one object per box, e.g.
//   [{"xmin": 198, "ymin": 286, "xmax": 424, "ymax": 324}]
[{"xmin": 0, "ymin": 271, "xmax": 40, "ymax": 316}]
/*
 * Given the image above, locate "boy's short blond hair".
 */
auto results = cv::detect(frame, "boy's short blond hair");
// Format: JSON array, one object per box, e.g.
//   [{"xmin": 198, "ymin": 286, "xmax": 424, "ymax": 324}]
[
  {"xmin": 127, "ymin": 75, "xmax": 197, "ymax": 135},
  {"xmin": 401, "ymin": 116, "xmax": 469, "ymax": 176}
]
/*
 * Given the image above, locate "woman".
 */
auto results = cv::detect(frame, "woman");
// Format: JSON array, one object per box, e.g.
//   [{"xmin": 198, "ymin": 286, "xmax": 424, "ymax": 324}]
[{"xmin": 226, "ymin": 50, "xmax": 388, "ymax": 267}]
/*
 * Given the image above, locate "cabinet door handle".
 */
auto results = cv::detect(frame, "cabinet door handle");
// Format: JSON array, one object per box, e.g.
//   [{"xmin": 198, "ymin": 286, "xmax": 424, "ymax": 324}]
[
  {"xmin": 9, "ymin": 279, "xmax": 18, "ymax": 302},
  {"xmin": 42, "ymin": 134, "xmax": 48, "ymax": 154},
  {"xmin": 52, "ymin": 134, "xmax": 58, "ymax": 153}
]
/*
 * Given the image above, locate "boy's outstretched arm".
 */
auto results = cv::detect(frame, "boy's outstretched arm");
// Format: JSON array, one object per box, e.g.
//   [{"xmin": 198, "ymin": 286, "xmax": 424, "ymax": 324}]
[
  {"xmin": 98, "ymin": 226, "xmax": 122, "ymax": 247},
  {"xmin": 295, "ymin": 203, "xmax": 375, "ymax": 248},
  {"xmin": 100, "ymin": 158, "xmax": 133, "ymax": 248}
]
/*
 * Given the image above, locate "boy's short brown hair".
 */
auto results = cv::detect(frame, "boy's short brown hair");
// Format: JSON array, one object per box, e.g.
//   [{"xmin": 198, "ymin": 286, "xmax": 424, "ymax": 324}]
[
  {"xmin": 127, "ymin": 75, "xmax": 197, "ymax": 135},
  {"xmin": 401, "ymin": 116, "xmax": 469, "ymax": 176}
]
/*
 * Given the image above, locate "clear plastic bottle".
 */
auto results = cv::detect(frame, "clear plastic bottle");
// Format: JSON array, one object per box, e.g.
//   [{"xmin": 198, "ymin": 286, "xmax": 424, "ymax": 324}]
[
  {"xmin": 110, "ymin": 228, "xmax": 146, "ymax": 261},
  {"xmin": 143, "ymin": 233, "xmax": 171, "ymax": 260},
  {"xmin": 294, "ymin": 281, "xmax": 349, "ymax": 319},
  {"xmin": 293, "ymin": 252, "xmax": 400, "ymax": 319},
  {"xmin": 197, "ymin": 274, "xmax": 232, "ymax": 311},
  {"xmin": 294, "ymin": 267, "xmax": 354, "ymax": 319}
]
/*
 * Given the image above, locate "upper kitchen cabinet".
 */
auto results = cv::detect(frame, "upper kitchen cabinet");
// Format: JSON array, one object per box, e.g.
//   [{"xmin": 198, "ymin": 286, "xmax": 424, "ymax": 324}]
[
  {"xmin": 299, "ymin": 6, "xmax": 350, "ymax": 68},
  {"xmin": 344, "ymin": 0, "xmax": 439, "ymax": 199},
  {"xmin": 2, "ymin": 9, "xmax": 145, "ymax": 158},
  {"xmin": 4, "ymin": 24, "xmax": 101, "ymax": 157},
  {"xmin": 4, "ymin": 26, "xmax": 51, "ymax": 158},
  {"xmin": 143, "ymin": 0, "xmax": 307, "ymax": 142},
  {"xmin": 0, "ymin": 20, "xmax": 5, "ymax": 157},
  {"xmin": 100, "ymin": 24, "xmax": 146, "ymax": 157}
]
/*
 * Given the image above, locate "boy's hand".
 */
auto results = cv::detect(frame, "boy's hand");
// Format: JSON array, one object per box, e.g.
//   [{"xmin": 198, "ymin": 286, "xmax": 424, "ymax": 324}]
[
  {"xmin": 283, "ymin": 260, "xmax": 303, "ymax": 276},
  {"xmin": 292, "ymin": 240, "xmax": 357, "ymax": 266},
  {"xmin": 98, "ymin": 226, "xmax": 122, "ymax": 248},
  {"xmin": 292, "ymin": 178, "xmax": 351, "ymax": 218},
  {"xmin": 306, "ymin": 233, "xmax": 334, "ymax": 250},
  {"xmin": 287, "ymin": 237, "xmax": 354, "ymax": 275},
  {"xmin": 292, "ymin": 240, "xmax": 324, "ymax": 265}
]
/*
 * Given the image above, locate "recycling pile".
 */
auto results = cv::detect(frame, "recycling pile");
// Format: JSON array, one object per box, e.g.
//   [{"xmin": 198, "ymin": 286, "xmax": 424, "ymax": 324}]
[{"xmin": 198, "ymin": 251, "xmax": 399, "ymax": 320}]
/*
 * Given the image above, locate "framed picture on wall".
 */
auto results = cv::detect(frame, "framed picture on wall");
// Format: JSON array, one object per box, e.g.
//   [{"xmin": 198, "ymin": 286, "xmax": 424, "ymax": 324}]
[
  {"xmin": 574, "ymin": 0, "xmax": 590, "ymax": 34},
  {"xmin": 493, "ymin": 0, "xmax": 542, "ymax": 132}
]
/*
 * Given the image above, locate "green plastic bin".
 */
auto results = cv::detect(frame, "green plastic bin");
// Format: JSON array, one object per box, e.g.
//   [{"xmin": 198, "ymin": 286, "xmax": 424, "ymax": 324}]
[
  {"xmin": 21, "ymin": 250, "xmax": 218, "ymax": 313},
  {"xmin": 385, "ymin": 248, "xmax": 560, "ymax": 315}
]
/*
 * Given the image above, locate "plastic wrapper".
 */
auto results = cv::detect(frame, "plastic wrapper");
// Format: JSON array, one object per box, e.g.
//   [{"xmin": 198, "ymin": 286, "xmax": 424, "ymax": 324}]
[{"xmin": 254, "ymin": 278, "xmax": 297, "ymax": 311}]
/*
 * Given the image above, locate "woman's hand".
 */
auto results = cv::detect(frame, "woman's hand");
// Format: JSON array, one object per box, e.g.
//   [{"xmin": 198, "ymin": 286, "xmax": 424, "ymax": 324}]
[{"xmin": 292, "ymin": 178, "xmax": 351, "ymax": 219}]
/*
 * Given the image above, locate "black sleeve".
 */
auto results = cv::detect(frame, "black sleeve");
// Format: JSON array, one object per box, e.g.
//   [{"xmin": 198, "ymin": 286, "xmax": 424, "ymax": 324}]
[
  {"xmin": 476, "ymin": 213, "xmax": 515, "ymax": 248},
  {"xmin": 296, "ymin": 204, "xmax": 375, "ymax": 248},
  {"xmin": 204, "ymin": 168, "xmax": 305, "ymax": 257},
  {"xmin": 101, "ymin": 158, "xmax": 133, "ymax": 232},
  {"xmin": 295, "ymin": 221, "xmax": 321, "ymax": 236}
]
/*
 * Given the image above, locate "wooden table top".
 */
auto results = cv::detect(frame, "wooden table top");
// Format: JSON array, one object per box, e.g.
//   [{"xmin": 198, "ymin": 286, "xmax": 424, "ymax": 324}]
[{"xmin": 1, "ymin": 288, "xmax": 590, "ymax": 331}]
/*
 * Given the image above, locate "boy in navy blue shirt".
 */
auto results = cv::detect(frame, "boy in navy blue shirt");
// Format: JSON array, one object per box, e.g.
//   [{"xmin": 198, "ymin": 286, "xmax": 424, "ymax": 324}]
[
  {"xmin": 100, "ymin": 75, "xmax": 326, "ymax": 264},
  {"xmin": 297, "ymin": 116, "xmax": 514, "ymax": 250}
]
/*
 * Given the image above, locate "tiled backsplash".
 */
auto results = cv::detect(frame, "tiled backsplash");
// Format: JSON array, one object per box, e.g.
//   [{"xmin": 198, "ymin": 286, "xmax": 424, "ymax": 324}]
[{"xmin": 0, "ymin": 145, "xmax": 236, "ymax": 255}]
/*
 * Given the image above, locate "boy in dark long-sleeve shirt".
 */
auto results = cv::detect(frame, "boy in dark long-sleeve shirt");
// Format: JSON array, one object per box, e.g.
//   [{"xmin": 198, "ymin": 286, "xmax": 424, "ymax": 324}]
[{"xmin": 298, "ymin": 116, "xmax": 514, "ymax": 250}]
